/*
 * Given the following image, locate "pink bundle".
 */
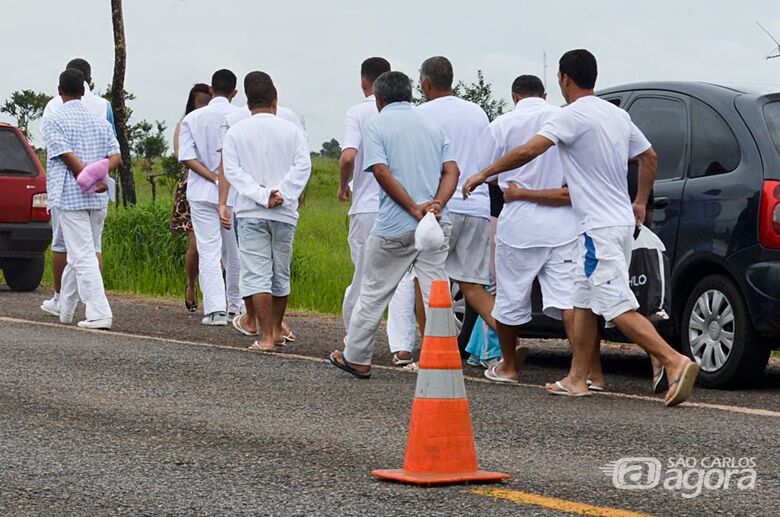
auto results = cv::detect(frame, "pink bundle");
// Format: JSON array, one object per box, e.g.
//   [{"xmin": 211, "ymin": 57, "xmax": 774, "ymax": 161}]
[{"xmin": 76, "ymin": 159, "xmax": 109, "ymax": 193}]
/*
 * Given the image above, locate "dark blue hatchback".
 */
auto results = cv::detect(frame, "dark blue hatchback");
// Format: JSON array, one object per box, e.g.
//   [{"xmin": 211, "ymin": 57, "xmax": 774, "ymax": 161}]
[{"xmin": 519, "ymin": 82, "xmax": 780, "ymax": 389}]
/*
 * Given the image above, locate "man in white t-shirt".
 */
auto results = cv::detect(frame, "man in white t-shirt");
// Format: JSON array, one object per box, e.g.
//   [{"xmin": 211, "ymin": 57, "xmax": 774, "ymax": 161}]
[
  {"xmin": 464, "ymin": 49, "xmax": 699, "ymax": 407},
  {"xmin": 473, "ymin": 74, "xmax": 587, "ymax": 384},
  {"xmin": 39, "ymin": 58, "xmax": 115, "ymax": 319},
  {"xmin": 222, "ymin": 72, "xmax": 311, "ymax": 350},
  {"xmin": 178, "ymin": 69, "xmax": 243, "ymax": 326},
  {"xmin": 415, "ymin": 56, "xmax": 494, "ymax": 337},
  {"xmin": 217, "ymin": 71, "xmax": 305, "ymax": 341},
  {"xmin": 338, "ymin": 57, "xmax": 416, "ymax": 366}
]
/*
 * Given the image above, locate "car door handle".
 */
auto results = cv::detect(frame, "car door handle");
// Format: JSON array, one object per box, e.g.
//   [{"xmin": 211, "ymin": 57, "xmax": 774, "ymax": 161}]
[{"xmin": 653, "ymin": 196, "xmax": 670, "ymax": 209}]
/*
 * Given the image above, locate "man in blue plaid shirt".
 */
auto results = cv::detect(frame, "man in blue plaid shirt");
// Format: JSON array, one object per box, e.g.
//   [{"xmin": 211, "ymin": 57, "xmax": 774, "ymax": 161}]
[{"xmin": 43, "ymin": 68, "xmax": 121, "ymax": 330}]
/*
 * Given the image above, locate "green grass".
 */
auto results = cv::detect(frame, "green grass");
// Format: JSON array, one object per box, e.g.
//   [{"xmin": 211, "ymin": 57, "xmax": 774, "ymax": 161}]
[{"xmin": 6, "ymin": 157, "xmax": 353, "ymax": 315}]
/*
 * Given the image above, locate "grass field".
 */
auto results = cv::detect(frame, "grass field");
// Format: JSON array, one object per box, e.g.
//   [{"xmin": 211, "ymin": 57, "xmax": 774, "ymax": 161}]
[{"xmin": 5, "ymin": 157, "xmax": 353, "ymax": 315}]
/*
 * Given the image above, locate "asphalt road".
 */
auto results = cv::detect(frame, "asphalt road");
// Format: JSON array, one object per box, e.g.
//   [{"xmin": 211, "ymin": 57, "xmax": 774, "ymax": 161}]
[{"xmin": 1, "ymin": 289, "xmax": 779, "ymax": 516}]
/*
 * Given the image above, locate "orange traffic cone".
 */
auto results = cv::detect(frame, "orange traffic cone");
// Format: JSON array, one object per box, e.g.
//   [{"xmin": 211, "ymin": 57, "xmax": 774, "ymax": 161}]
[{"xmin": 372, "ymin": 279, "xmax": 510, "ymax": 486}]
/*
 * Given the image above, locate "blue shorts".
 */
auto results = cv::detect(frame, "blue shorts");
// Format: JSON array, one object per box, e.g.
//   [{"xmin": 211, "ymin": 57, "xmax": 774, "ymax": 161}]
[{"xmin": 237, "ymin": 218, "xmax": 296, "ymax": 298}]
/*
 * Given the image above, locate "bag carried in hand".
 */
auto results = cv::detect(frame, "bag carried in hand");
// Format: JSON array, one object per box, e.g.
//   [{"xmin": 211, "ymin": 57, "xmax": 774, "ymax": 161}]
[
  {"xmin": 415, "ymin": 211, "xmax": 445, "ymax": 252},
  {"xmin": 629, "ymin": 225, "xmax": 671, "ymax": 321}
]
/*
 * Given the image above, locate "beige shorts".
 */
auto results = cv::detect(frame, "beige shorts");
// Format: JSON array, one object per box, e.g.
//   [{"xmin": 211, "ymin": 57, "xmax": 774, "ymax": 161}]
[{"xmin": 446, "ymin": 213, "xmax": 491, "ymax": 285}]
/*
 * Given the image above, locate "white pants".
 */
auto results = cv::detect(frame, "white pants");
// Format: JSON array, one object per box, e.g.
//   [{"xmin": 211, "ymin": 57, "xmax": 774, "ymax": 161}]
[
  {"xmin": 190, "ymin": 200, "xmax": 242, "ymax": 316},
  {"xmin": 58, "ymin": 208, "xmax": 111, "ymax": 321},
  {"xmin": 344, "ymin": 227, "xmax": 450, "ymax": 366},
  {"xmin": 342, "ymin": 213, "xmax": 416, "ymax": 353}
]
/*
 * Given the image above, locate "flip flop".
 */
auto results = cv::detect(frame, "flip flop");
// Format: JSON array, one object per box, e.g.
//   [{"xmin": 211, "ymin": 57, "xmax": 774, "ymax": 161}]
[
  {"xmin": 247, "ymin": 341, "xmax": 278, "ymax": 352},
  {"xmin": 664, "ymin": 362, "xmax": 700, "ymax": 407},
  {"xmin": 282, "ymin": 331, "xmax": 296, "ymax": 342},
  {"xmin": 403, "ymin": 362, "xmax": 419, "ymax": 372},
  {"xmin": 547, "ymin": 380, "xmax": 592, "ymax": 397},
  {"xmin": 586, "ymin": 379, "xmax": 608, "ymax": 392},
  {"xmin": 514, "ymin": 346, "xmax": 529, "ymax": 376},
  {"xmin": 329, "ymin": 351, "xmax": 371, "ymax": 379},
  {"xmin": 484, "ymin": 362, "xmax": 517, "ymax": 384},
  {"xmin": 233, "ymin": 315, "xmax": 259, "ymax": 337},
  {"xmin": 391, "ymin": 352, "xmax": 414, "ymax": 366},
  {"xmin": 652, "ymin": 365, "xmax": 667, "ymax": 394}
]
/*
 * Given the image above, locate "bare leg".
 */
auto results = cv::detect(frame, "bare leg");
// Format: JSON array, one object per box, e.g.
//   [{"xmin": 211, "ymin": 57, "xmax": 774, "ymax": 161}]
[
  {"xmin": 547, "ymin": 308, "xmax": 598, "ymax": 394},
  {"xmin": 52, "ymin": 251, "xmax": 67, "ymax": 294},
  {"xmin": 241, "ymin": 296, "xmax": 258, "ymax": 334},
  {"xmin": 185, "ymin": 231, "xmax": 198, "ymax": 304},
  {"xmin": 459, "ymin": 282, "xmax": 496, "ymax": 330},
  {"xmin": 251, "ymin": 293, "xmax": 277, "ymax": 349},
  {"xmin": 612, "ymin": 310, "xmax": 692, "ymax": 402},
  {"xmin": 561, "ymin": 309, "xmax": 605, "ymax": 387},
  {"xmin": 272, "ymin": 296, "xmax": 288, "ymax": 344},
  {"xmin": 493, "ymin": 320, "xmax": 521, "ymax": 380}
]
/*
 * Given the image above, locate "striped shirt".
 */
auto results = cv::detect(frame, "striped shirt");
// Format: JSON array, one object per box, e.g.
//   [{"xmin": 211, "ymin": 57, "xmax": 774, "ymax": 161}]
[{"xmin": 43, "ymin": 100, "xmax": 120, "ymax": 210}]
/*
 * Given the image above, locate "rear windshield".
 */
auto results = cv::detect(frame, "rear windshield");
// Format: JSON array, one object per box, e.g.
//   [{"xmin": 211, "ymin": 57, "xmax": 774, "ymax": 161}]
[
  {"xmin": 766, "ymin": 102, "xmax": 780, "ymax": 157},
  {"xmin": 0, "ymin": 129, "xmax": 38, "ymax": 176}
]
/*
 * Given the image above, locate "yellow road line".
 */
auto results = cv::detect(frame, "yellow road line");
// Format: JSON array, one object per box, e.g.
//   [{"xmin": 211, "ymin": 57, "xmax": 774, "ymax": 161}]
[
  {"xmin": 2, "ymin": 316, "xmax": 779, "ymax": 418},
  {"xmin": 472, "ymin": 487, "xmax": 655, "ymax": 517}
]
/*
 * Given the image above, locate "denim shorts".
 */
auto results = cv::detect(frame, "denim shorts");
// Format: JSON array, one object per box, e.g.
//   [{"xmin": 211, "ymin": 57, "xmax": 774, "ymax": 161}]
[{"xmin": 237, "ymin": 218, "xmax": 296, "ymax": 297}]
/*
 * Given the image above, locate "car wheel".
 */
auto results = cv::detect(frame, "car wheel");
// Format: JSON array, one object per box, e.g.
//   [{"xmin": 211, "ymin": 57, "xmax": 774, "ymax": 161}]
[
  {"xmin": 451, "ymin": 282, "xmax": 464, "ymax": 336},
  {"xmin": 681, "ymin": 274, "xmax": 770, "ymax": 388},
  {"xmin": 2, "ymin": 256, "xmax": 45, "ymax": 292}
]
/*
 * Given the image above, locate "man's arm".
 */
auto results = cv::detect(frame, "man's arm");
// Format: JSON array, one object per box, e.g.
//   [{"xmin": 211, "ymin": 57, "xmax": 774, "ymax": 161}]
[
  {"xmin": 218, "ymin": 162, "xmax": 233, "ymax": 229},
  {"xmin": 338, "ymin": 148, "xmax": 357, "ymax": 202},
  {"xmin": 182, "ymin": 159, "xmax": 218, "ymax": 183},
  {"xmin": 222, "ymin": 133, "xmax": 277, "ymax": 208},
  {"xmin": 178, "ymin": 118, "xmax": 217, "ymax": 183},
  {"xmin": 503, "ymin": 183, "xmax": 570, "ymax": 206},
  {"xmin": 632, "ymin": 147, "xmax": 658, "ymax": 226},
  {"xmin": 372, "ymin": 164, "xmax": 426, "ymax": 221},
  {"xmin": 277, "ymin": 130, "xmax": 313, "ymax": 205},
  {"xmin": 423, "ymin": 161, "xmax": 460, "ymax": 217},
  {"xmin": 59, "ymin": 153, "xmax": 85, "ymax": 176},
  {"xmin": 462, "ymin": 135, "xmax": 554, "ymax": 198}
]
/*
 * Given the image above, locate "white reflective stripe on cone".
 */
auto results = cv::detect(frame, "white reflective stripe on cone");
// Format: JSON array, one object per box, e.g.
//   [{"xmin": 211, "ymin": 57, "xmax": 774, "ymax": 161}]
[
  {"xmin": 414, "ymin": 369, "xmax": 467, "ymax": 399},
  {"xmin": 424, "ymin": 307, "xmax": 457, "ymax": 337}
]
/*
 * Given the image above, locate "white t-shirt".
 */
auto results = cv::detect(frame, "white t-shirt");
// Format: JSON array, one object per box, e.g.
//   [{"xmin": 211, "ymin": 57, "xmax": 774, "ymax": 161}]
[
  {"xmin": 415, "ymin": 96, "xmax": 490, "ymax": 219},
  {"xmin": 537, "ymin": 95, "xmax": 651, "ymax": 233},
  {"xmin": 178, "ymin": 97, "xmax": 242, "ymax": 204},
  {"xmin": 342, "ymin": 95, "xmax": 381, "ymax": 215},
  {"xmin": 480, "ymin": 97, "xmax": 579, "ymax": 249},
  {"xmin": 222, "ymin": 113, "xmax": 311, "ymax": 226},
  {"xmin": 42, "ymin": 82, "xmax": 114, "ymax": 134}
]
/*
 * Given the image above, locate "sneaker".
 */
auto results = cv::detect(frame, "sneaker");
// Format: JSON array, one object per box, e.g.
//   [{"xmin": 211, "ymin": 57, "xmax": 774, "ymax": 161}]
[
  {"xmin": 466, "ymin": 355, "xmax": 482, "ymax": 367},
  {"xmin": 77, "ymin": 318, "xmax": 112, "ymax": 330},
  {"xmin": 60, "ymin": 312, "xmax": 74, "ymax": 324},
  {"xmin": 41, "ymin": 296, "xmax": 60, "ymax": 317},
  {"xmin": 202, "ymin": 311, "xmax": 228, "ymax": 326}
]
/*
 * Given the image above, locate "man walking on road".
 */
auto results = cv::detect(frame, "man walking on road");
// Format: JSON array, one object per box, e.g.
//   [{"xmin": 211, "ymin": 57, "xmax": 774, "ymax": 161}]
[
  {"xmin": 329, "ymin": 71, "xmax": 460, "ymax": 378},
  {"xmin": 415, "ymin": 56, "xmax": 495, "ymax": 335},
  {"xmin": 222, "ymin": 72, "xmax": 311, "ymax": 351},
  {"xmin": 178, "ymin": 69, "xmax": 243, "ymax": 326},
  {"xmin": 42, "ymin": 68, "xmax": 121, "ymax": 330},
  {"xmin": 338, "ymin": 57, "xmax": 417, "ymax": 366},
  {"xmin": 463, "ymin": 50, "xmax": 699, "ymax": 406}
]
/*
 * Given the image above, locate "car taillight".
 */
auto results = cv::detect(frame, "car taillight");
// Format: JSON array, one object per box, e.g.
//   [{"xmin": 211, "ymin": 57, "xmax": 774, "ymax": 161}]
[
  {"xmin": 31, "ymin": 193, "xmax": 50, "ymax": 222},
  {"xmin": 759, "ymin": 180, "xmax": 780, "ymax": 249}
]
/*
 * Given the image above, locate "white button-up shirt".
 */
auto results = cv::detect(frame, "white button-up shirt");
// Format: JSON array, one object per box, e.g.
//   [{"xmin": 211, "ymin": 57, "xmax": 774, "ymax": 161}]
[
  {"xmin": 42, "ymin": 82, "xmax": 115, "ymax": 136},
  {"xmin": 222, "ymin": 113, "xmax": 311, "ymax": 226},
  {"xmin": 178, "ymin": 96, "xmax": 242, "ymax": 204},
  {"xmin": 342, "ymin": 95, "xmax": 381, "ymax": 215}
]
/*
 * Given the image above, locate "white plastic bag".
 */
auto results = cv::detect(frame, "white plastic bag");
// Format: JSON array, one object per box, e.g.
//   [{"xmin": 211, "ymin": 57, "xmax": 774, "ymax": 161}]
[{"xmin": 415, "ymin": 212, "xmax": 445, "ymax": 252}]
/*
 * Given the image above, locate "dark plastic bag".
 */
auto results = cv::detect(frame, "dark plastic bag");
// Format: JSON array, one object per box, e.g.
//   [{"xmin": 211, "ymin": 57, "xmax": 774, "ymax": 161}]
[{"xmin": 629, "ymin": 226, "xmax": 671, "ymax": 321}]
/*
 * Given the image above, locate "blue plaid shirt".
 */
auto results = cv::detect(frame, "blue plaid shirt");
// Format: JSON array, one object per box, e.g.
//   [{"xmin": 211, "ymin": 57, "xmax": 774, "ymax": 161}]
[{"xmin": 43, "ymin": 100, "xmax": 120, "ymax": 210}]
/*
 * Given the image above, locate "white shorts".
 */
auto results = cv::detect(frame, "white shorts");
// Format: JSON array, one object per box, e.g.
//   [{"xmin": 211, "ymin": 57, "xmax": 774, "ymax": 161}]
[
  {"xmin": 572, "ymin": 226, "xmax": 640, "ymax": 322},
  {"xmin": 492, "ymin": 240, "xmax": 576, "ymax": 326},
  {"xmin": 446, "ymin": 213, "xmax": 491, "ymax": 285}
]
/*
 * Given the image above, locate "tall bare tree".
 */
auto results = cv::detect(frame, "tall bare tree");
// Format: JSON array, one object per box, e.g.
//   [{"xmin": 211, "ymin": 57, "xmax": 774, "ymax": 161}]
[{"xmin": 110, "ymin": 0, "xmax": 136, "ymax": 206}]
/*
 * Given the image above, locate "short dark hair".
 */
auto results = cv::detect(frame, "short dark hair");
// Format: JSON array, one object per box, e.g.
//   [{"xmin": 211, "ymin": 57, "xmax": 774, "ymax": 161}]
[
  {"xmin": 373, "ymin": 71, "xmax": 412, "ymax": 104},
  {"xmin": 511, "ymin": 75, "xmax": 545, "ymax": 97},
  {"xmin": 211, "ymin": 69, "xmax": 237, "ymax": 96},
  {"xmin": 361, "ymin": 57, "xmax": 391, "ymax": 85},
  {"xmin": 244, "ymin": 71, "xmax": 277, "ymax": 109},
  {"xmin": 558, "ymin": 49, "xmax": 597, "ymax": 89},
  {"xmin": 66, "ymin": 58, "xmax": 91, "ymax": 84},
  {"xmin": 420, "ymin": 56, "xmax": 453, "ymax": 90},
  {"xmin": 59, "ymin": 68, "xmax": 86, "ymax": 96}
]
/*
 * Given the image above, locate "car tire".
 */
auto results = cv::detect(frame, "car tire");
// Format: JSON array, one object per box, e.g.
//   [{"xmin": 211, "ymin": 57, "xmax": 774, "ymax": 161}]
[
  {"xmin": 2, "ymin": 256, "xmax": 45, "ymax": 292},
  {"xmin": 681, "ymin": 274, "xmax": 770, "ymax": 389}
]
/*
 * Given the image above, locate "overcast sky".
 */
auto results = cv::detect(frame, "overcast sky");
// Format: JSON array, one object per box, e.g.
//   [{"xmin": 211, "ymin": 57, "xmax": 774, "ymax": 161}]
[{"xmin": 2, "ymin": 0, "xmax": 779, "ymax": 150}]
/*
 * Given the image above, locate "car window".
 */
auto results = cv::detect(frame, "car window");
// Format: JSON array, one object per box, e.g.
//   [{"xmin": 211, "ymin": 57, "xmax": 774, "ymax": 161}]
[
  {"xmin": 628, "ymin": 97, "xmax": 687, "ymax": 181},
  {"xmin": 689, "ymin": 99, "xmax": 740, "ymax": 178},
  {"xmin": 765, "ymin": 101, "xmax": 780, "ymax": 156},
  {"xmin": 0, "ymin": 129, "xmax": 37, "ymax": 176}
]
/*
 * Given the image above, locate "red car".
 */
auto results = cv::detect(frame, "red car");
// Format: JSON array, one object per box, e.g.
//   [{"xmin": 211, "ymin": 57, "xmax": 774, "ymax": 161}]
[{"xmin": 0, "ymin": 123, "xmax": 50, "ymax": 291}]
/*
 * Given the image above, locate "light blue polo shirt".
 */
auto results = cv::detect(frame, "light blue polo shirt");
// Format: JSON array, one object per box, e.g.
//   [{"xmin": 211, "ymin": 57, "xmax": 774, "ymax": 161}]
[{"xmin": 362, "ymin": 101, "xmax": 454, "ymax": 238}]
